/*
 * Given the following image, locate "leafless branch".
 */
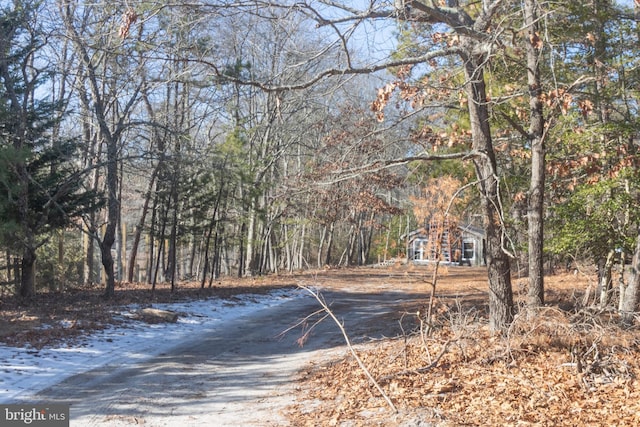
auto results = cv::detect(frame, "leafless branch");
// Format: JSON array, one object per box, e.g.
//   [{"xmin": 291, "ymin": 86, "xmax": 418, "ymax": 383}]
[
  {"xmin": 298, "ymin": 283, "xmax": 398, "ymax": 413},
  {"xmin": 195, "ymin": 47, "xmax": 464, "ymax": 92},
  {"xmin": 316, "ymin": 149, "xmax": 488, "ymax": 186},
  {"xmin": 377, "ymin": 339, "xmax": 453, "ymax": 383},
  {"xmin": 276, "ymin": 306, "xmax": 329, "ymax": 347}
]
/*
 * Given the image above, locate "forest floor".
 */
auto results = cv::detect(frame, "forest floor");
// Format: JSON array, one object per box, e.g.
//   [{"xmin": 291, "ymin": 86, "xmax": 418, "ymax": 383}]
[
  {"xmin": 1, "ymin": 264, "xmax": 640, "ymax": 426},
  {"xmin": 286, "ymin": 264, "xmax": 640, "ymax": 426}
]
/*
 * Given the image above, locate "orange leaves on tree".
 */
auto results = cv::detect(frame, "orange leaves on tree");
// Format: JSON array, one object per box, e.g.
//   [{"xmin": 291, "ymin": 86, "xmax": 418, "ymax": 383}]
[
  {"xmin": 542, "ymin": 88, "xmax": 572, "ymax": 115},
  {"xmin": 119, "ymin": 7, "xmax": 138, "ymax": 39},
  {"xmin": 410, "ymin": 122, "xmax": 471, "ymax": 152},
  {"xmin": 578, "ymin": 99, "xmax": 594, "ymax": 118},
  {"xmin": 513, "ymin": 192, "xmax": 527, "ymax": 203},
  {"xmin": 371, "ymin": 80, "xmax": 431, "ymax": 122},
  {"xmin": 371, "ymin": 82, "xmax": 398, "ymax": 122},
  {"xmin": 410, "ymin": 177, "xmax": 464, "ymax": 226},
  {"xmin": 431, "ymin": 32, "xmax": 460, "ymax": 47},
  {"xmin": 529, "ymin": 31, "xmax": 543, "ymax": 49},
  {"xmin": 372, "ymin": 68, "xmax": 458, "ymax": 122},
  {"xmin": 395, "ymin": 65, "xmax": 413, "ymax": 80},
  {"xmin": 548, "ymin": 143, "xmax": 640, "ymax": 192}
]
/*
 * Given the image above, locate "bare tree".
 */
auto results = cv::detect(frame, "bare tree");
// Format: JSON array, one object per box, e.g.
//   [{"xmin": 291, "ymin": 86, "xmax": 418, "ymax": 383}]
[
  {"xmin": 203, "ymin": 1, "xmax": 516, "ymax": 330},
  {"xmin": 60, "ymin": 0, "xmax": 146, "ymax": 297}
]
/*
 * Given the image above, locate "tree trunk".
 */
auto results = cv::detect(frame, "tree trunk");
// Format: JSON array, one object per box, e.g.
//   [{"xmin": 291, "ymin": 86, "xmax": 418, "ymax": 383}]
[
  {"xmin": 147, "ymin": 197, "xmax": 158, "ymax": 284},
  {"xmin": 17, "ymin": 160, "xmax": 35, "ymax": 297},
  {"xmin": 269, "ymin": 228, "xmax": 278, "ymax": 274},
  {"xmin": 246, "ymin": 197, "xmax": 258, "ymax": 276},
  {"xmin": 201, "ymin": 181, "xmax": 225, "ymax": 288},
  {"xmin": 100, "ymin": 235, "xmax": 116, "ymax": 297},
  {"xmin": 127, "ymin": 164, "xmax": 159, "ymax": 282},
  {"xmin": 620, "ymin": 228, "xmax": 640, "ymax": 323},
  {"xmin": 598, "ymin": 249, "xmax": 616, "ymax": 308},
  {"xmin": 463, "ymin": 44, "xmax": 514, "ymax": 332},
  {"xmin": 317, "ymin": 225, "xmax": 326, "ymax": 268},
  {"xmin": 298, "ymin": 222, "xmax": 306, "ymax": 270},
  {"xmin": 152, "ymin": 211, "xmax": 168, "ymax": 291},
  {"xmin": 167, "ymin": 186, "xmax": 178, "ymax": 291},
  {"xmin": 525, "ymin": 0, "xmax": 545, "ymax": 308},
  {"xmin": 238, "ymin": 222, "xmax": 246, "ymax": 277},
  {"xmin": 19, "ymin": 246, "xmax": 36, "ymax": 298},
  {"xmin": 56, "ymin": 229, "xmax": 64, "ymax": 292},
  {"xmin": 618, "ymin": 251, "xmax": 627, "ymax": 313},
  {"xmin": 116, "ymin": 163, "xmax": 125, "ymax": 282},
  {"xmin": 101, "ymin": 134, "xmax": 119, "ymax": 299},
  {"xmin": 325, "ymin": 222, "xmax": 335, "ymax": 266}
]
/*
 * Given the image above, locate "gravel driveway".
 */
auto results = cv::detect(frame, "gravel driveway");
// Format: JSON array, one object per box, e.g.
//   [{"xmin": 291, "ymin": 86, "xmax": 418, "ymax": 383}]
[{"xmin": 32, "ymin": 283, "xmax": 423, "ymax": 426}]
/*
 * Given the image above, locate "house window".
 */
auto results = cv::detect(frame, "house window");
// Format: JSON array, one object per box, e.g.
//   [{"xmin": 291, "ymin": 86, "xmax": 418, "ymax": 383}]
[
  {"xmin": 413, "ymin": 239, "xmax": 427, "ymax": 260},
  {"xmin": 463, "ymin": 241, "xmax": 475, "ymax": 260}
]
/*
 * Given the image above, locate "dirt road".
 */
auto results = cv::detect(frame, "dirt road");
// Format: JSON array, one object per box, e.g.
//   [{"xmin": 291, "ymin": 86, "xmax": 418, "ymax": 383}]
[{"xmin": 32, "ymin": 273, "xmax": 437, "ymax": 426}]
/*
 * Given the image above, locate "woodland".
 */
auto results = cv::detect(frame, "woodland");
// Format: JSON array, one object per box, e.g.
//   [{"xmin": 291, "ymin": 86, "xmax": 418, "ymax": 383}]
[{"xmin": 1, "ymin": 0, "xmax": 640, "ymax": 335}]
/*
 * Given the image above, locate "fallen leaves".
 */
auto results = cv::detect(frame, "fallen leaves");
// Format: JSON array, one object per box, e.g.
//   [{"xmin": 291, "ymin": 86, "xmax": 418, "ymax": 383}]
[{"xmin": 287, "ymin": 273, "xmax": 640, "ymax": 426}]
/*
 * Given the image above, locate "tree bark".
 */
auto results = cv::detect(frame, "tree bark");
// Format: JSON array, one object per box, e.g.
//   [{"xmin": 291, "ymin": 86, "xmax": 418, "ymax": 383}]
[
  {"xmin": 238, "ymin": 222, "xmax": 246, "ymax": 277},
  {"xmin": 598, "ymin": 249, "xmax": 615, "ymax": 308},
  {"xmin": 127, "ymin": 166, "xmax": 158, "ymax": 282},
  {"xmin": 317, "ymin": 225, "xmax": 327, "ymax": 268},
  {"xmin": 19, "ymin": 246, "xmax": 36, "ymax": 298},
  {"xmin": 325, "ymin": 222, "xmax": 335, "ymax": 266},
  {"xmin": 463, "ymin": 43, "xmax": 514, "ymax": 332},
  {"xmin": 620, "ymin": 227, "xmax": 640, "ymax": 323},
  {"xmin": 201, "ymin": 179, "xmax": 226, "ymax": 288},
  {"xmin": 101, "ymin": 136, "xmax": 119, "ymax": 298},
  {"xmin": 525, "ymin": 0, "xmax": 545, "ymax": 308}
]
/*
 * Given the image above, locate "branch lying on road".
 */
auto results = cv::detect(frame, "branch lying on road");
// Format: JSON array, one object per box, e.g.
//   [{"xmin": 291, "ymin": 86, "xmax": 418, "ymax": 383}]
[
  {"xmin": 377, "ymin": 339, "xmax": 453, "ymax": 384},
  {"xmin": 276, "ymin": 306, "xmax": 329, "ymax": 347},
  {"xmin": 297, "ymin": 283, "xmax": 398, "ymax": 414}
]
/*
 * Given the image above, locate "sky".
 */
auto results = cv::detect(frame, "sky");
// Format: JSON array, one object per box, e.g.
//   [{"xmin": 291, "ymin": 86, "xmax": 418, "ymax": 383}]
[{"xmin": 0, "ymin": 288, "xmax": 305, "ymax": 403}]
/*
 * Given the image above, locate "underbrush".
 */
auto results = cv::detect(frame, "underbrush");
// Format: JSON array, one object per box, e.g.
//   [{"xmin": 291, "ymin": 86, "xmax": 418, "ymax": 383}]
[{"xmin": 288, "ymin": 301, "xmax": 640, "ymax": 426}]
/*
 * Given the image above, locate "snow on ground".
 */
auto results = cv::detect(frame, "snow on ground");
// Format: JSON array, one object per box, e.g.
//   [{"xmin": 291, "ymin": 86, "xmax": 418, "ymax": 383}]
[{"xmin": 0, "ymin": 288, "xmax": 305, "ymax": 403}]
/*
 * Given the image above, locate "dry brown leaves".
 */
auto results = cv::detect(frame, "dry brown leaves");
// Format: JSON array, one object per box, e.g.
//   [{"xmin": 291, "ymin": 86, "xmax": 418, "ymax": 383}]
[{"xmin": 287, "ymin": 273, "xmax": 640, "ymax": 426}]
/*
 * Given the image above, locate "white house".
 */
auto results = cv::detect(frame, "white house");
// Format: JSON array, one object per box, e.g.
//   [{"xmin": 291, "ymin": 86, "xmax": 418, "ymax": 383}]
[{"xmin": 406, "ymin": 222, "xmax": 485, "ymax": 266}]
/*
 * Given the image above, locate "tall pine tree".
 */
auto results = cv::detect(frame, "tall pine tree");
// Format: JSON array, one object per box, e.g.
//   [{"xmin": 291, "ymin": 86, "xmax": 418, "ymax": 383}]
[{"xmin": 0, "ymin": 1, "xmax": 103, "ymax": 297}]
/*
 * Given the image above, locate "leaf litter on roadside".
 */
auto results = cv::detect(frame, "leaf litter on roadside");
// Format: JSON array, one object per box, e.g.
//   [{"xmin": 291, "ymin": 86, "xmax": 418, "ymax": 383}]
[{"xmin": 286, "ymin": 274, "xmax": 640, "ymax": 426}]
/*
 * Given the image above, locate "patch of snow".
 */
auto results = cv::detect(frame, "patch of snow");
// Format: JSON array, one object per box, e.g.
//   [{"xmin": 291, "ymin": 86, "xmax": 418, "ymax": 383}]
[{"xmin": 0, "ymin": 288, "xmax": 304, "ymax": 403}]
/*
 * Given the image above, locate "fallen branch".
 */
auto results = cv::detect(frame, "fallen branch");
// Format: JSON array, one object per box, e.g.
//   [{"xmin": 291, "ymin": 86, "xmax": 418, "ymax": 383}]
[
  {"xmin": 276, "ymin": 307, "xmax": 329, "ymax": 347},
  {"xmin": 298, "ymin": 283, "xmax": 398, "ymax": 414},
  {"xmin": 377, "ymin": 339, "xmax": 452, "ymax": 383}
]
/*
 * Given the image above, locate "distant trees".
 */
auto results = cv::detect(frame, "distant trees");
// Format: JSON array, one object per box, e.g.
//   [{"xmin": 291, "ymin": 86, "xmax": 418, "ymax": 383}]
[
  {"xmin": 205, "ymin": 0, "xmax": 639, "ymax": 329},
  {"xmin": 305, "ymin": 104, "xmax": 404, "ymax": 267},
  {"xmin": 60, "ymin": 0, "xmax": 145, "ymax": 298},
  {"xmin": 3, "ymin": 0, "xmax": 640, "ymax": 326},
  {"xmin": 287, "ymin": 0, "xmax": 518, "ymax": 330}
]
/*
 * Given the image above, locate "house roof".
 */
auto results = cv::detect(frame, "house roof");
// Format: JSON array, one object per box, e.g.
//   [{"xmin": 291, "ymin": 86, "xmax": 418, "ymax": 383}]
[
  {"xmin": 403, "ymin": 227, "xmax": 428, "ymax": 240},
  {"xmin": 403, "ymin": 223, "xmax": 485, "ymax": 241},
  {"xmin": 459, "ymin": 223, "xmax": 485, "ymax": 238}
]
